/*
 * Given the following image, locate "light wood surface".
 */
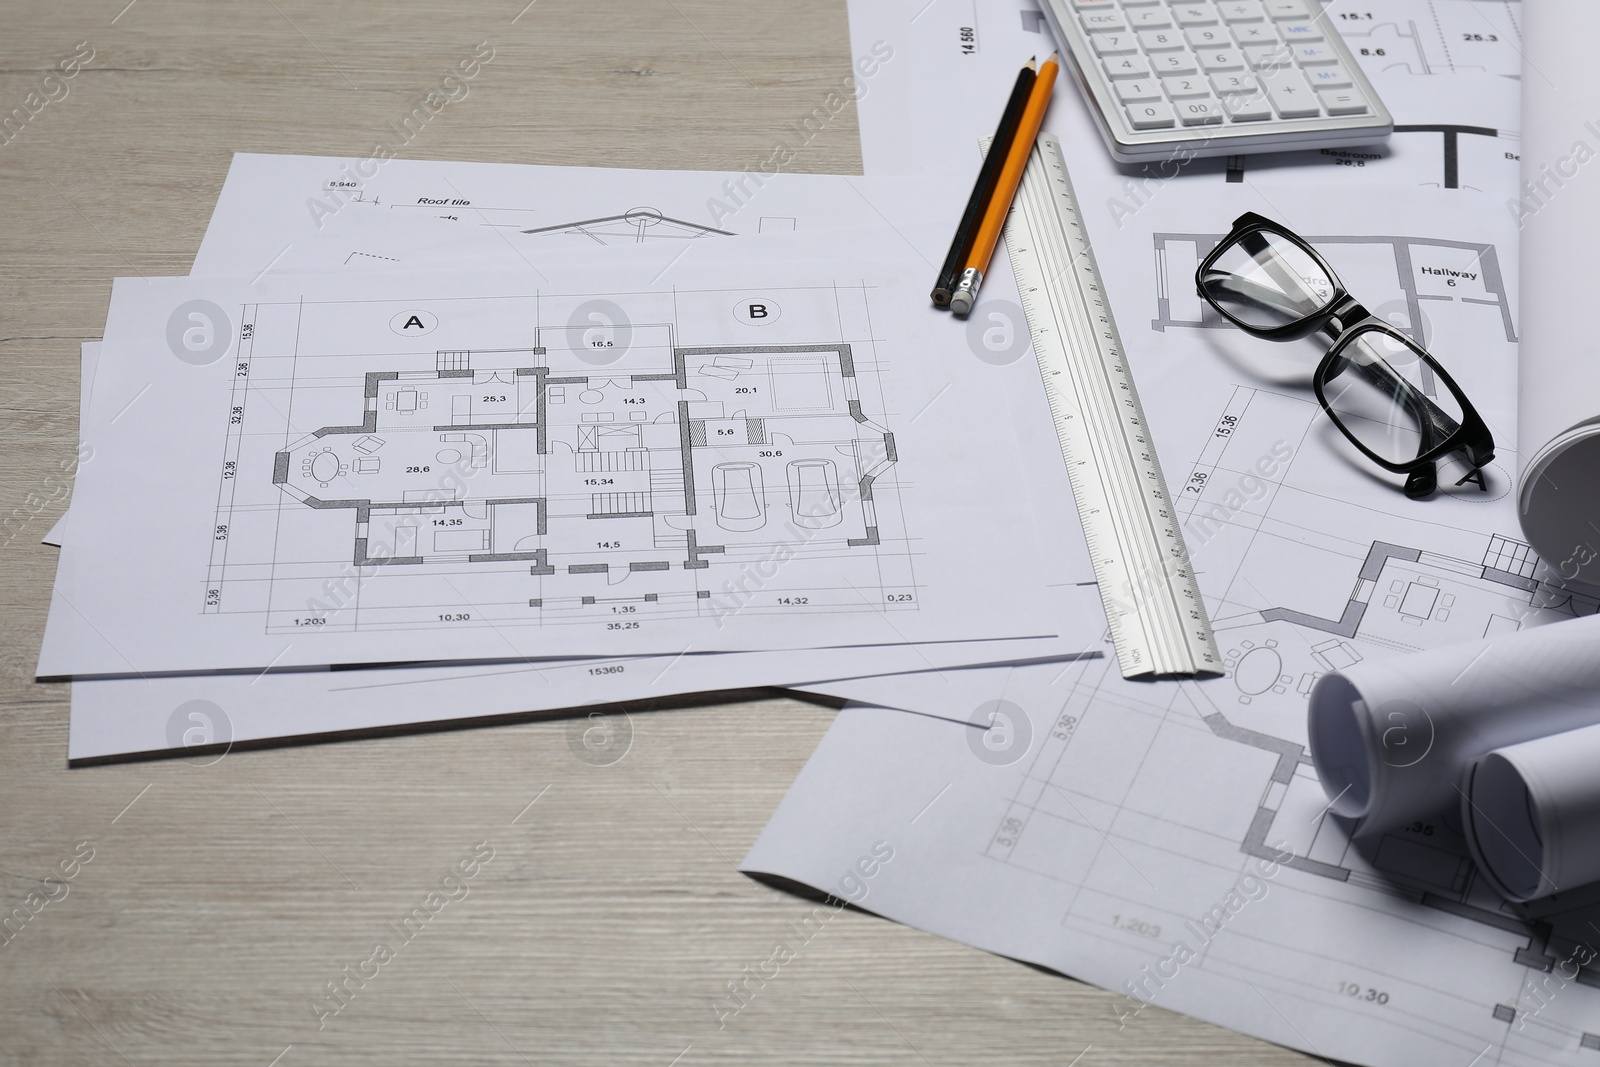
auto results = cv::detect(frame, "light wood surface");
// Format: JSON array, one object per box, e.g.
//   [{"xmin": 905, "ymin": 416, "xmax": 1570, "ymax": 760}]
[{"xmin": 0, "ymin": 2, "xmax": 1319, "ymax": 1062}]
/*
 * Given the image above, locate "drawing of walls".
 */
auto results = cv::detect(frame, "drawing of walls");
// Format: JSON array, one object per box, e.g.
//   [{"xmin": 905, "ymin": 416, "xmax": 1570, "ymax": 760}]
[
  {"xmin": 272, "ymin": 341, "xmax": 896, "ymax": 581},
  {"xmin": 1188, "ymin": 527, "xmax": 1600, "ymax": 1038},
  {"xmin": 1152, "ymin": 231, "xmax": 1517, "ymax": 370},
  {"xmin": 1331, "ymin": 2, "xmax": 1524, "ymax": 79},
  {"xmin": 1025, "ymin": 330, "xmax": 1600, "ymax": 1033}
]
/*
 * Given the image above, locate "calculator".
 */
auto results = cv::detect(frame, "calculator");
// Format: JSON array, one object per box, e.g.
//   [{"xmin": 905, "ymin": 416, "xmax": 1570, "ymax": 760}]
[{"xmin": 1040, "ymin": 0, "xmax": 1392, "ymax": 163}]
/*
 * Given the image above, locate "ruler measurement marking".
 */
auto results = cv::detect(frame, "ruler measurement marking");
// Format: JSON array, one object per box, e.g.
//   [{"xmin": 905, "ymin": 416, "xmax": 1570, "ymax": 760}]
[{"xmin": 1003, "ymin": 134, "xmax": 1219, "ymax": 677}]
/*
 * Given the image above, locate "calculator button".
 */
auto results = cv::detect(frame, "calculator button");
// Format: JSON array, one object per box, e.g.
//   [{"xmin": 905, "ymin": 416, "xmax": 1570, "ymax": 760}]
[
  {"xmin": 1103, "ymin": 53, "xmax": 1153, "ymax": 79},
  {"xmin": 1244, "ymin": 42, "xmax": 1294, "ymax": 69},
  {"xmin": 1129, "ymin": 7, "xmax": 1174, "ymax": 28},
  {"xmin": 1081, "ymin": 10, "xmax": 1128, "ymax": 31},
  {"xmin": 1232, "ymin": 23, "xmax": 1277, "ymax": 46},
  {"xmin": 1210, "ymin": 71, "xmax": 1259, "ymax": 94},
  {"xmin": 1172, "ymin": 4, "xmax": 1220, "ymax": 28},
  {"xmin": 1289, "ymin": 43, "xmax": 1337, "ymax": 64},
  {"xmin": 1317, "ymin": 88, "xmax": 1369, "ymax": 115},
  {"xmin": 1264, "ymin": 0, "xmax": 1311, "ymax": 19},
  {"xmin": 1221, "ymin": 90, "xmax": 1273, "ymax": 121},
  {"xmin": 1303, "ymin": 63, "xmax": 1353, "ymax": 88},
  {"xmin": 1177, "ymin": 97, "xmax": 1224, "ymax": 125},
  {"xmin": 1092, "ymin": 32, "xmax": 1140, "ymax": 56},
  {"xmin": 1261, "ymin": 67, "xmax": 1320, "ymax": 117},
  {"xmin": 1197, "ymin": 49, "xmax": 1244, "ymax": 71},
  {"xmin": 1125, "ymin": 100, "xmax": 1177, "ymax": 129},
  {"xmin": 1218, "ymin": 1, "xmax": 1265, "ymax": 22},
  {"xmin": 1138, "ymin": 29, "xmax": 1185, "ymax": 51},
  {"xmin": 1065, "ymin": 0, "xmax": 1115, "ymax": 6},
  {"xmin": 1151, "ymin": 51, "xmax": 1200, "ymax": 75},
  {"xmin": 1279, "ymin": 21, "xmax": 1325, "ymax": 43},
  {"xmin": 1162, "ymin": 74, "xmax": 1211, "ymax": 98},
  {"xmin": 1185, "ymin": 26, "xmax": 1230, "ymax": 48},
  {"xmin": 1114, "ymin": 78, "xmax": 1162, "ymax": 102}
]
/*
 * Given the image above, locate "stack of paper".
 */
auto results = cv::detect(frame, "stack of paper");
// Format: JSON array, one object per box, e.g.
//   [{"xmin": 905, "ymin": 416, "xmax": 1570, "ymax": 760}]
[
  {"xmin": 741, "ymin": 3, "xmax": 1600, "ymax": 1067},
  {"xmin": 44, "ymin": 154, "xmax": 1118, "ymax": 760}
]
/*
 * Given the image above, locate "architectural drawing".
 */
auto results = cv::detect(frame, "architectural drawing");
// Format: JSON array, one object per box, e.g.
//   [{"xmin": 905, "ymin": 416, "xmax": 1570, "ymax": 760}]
[
  {"xmin": 971, "ymin": 242, "xmax": 1600, "ymax": 1057},
  {"xmin": 520, "ymin": 206, "xmax": 732, "ymax": 244},
  {"xmin": 979, "ymin": 517, "xmax": 1600, "ymax": 1054},
  {"xmin": 975, "ymin": 481, "xmax": 1600, "ymax": 1057},
  {"xmin": 201, "ymin": 285, "xmax": 917, "ymax": 638},
  {"xmin": 1152, "ymin": 229, "xmax": 1517, "ymax": 354},
  {"xmin": 1331, "ymin": 0, "xmax": 1523, "ymax": 79},
  {"xmin": 271, "ymin": 343, "xmax": 890, "ymax": 574},
  {"xmin": 1220, "ymin": 123, "xmax": 1512, "ymax": 189}
]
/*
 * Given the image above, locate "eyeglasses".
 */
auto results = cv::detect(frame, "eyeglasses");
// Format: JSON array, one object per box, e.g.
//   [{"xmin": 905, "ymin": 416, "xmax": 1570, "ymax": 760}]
[{"xmin": 1195, "ymin": 212, "xmax": 1494, "ymax": 499}]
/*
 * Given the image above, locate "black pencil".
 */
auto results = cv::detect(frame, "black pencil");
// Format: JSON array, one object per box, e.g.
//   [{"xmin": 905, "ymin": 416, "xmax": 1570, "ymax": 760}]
[{"xmin": 931, "ymin": 59, "xmax": 1038, "ymax": 308}]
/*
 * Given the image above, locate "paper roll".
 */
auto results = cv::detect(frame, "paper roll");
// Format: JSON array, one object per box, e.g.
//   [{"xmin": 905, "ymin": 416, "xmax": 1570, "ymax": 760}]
[
  {"xmin": 1307, "ymin": 613, "xmax": 1600, "ymax": 835},
  {"xmin": 1462, "ymin": 723, "xmax": 1600, "ymax": 902},
  {"xmin": 1517, "ymin": 0, "xmax": 1600, "ymax": 585}
]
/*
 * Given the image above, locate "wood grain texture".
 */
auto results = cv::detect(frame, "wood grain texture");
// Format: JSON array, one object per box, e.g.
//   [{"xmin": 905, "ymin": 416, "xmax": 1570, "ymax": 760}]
[{"xmin": 0, "ymin": 1, "xmax": 1317, "ymax": 1062}]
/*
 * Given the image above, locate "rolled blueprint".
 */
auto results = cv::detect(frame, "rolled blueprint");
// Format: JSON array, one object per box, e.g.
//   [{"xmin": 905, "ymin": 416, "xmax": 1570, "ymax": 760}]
[
  {"xmin": 1517, "ymin": 0, "xmax": 1600, "ymax": 585},
  {"xmin": 1461, "ymin": 722, "xmax": 1600, "ymax": 902},
  {"xmin": 1307, "ymin": 612, "xmax": 1600, "ymax": 836}
]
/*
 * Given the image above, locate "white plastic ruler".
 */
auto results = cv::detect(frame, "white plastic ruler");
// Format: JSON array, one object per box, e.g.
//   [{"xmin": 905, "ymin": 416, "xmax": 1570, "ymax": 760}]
[{"xmin": 1002, "ymin": 132, "xmax": 1219, "ymax": 678}]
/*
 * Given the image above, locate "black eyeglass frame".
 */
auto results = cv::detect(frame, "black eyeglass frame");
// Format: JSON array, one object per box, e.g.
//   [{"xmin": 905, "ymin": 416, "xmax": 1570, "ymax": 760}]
[{"xmin": 1195, "ymin": 212, "xmax": 1495, "ymax": 497}]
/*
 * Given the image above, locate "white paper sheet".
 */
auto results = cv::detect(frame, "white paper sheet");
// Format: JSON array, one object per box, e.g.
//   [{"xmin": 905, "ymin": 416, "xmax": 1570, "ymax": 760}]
[
  {"xmin": 844, "ymin": 10, "xmax": 914, "ymax": 176},
  {"xmin": 65, "ymin": 625, "xmax": 1102, "ymax": 761},
  {"xmin": 59, "ymin": 306, "xmax": 1105, "ymax": 754},
  {"xmin": 54, "ymin": 322, "xmax": 1103, "ymax": 760},
  {"xmin": 1514, "ymin": 0, "xmax": 1600, "ymax": 585},
  {"xmin": 1463, "ymin": 721, "xmax": 1600, "ymax": 904},
  {"xmin": 745, "ymin": 695, "xmax": 1600, "ymax": 1067},
  {"xmin": 192, "ymin": 154, "xmax": 952, "ymax": 279},
  {"xmin": 56, "ymin": 163, "xmax": 1110, "ymax": 754},
  {"xmin": 200, "ymin": 170, "xmax": 967, "ymax": 287},
  {"xmin": 752, "ymin": 8, "xmax": 1600, "ymax": 1063},
  {"xmin": 780, "ymin": 177, "xmax": 1584, "ymax": 1062},
  {"xmin": 40, "ymin": 249, "xmax": 1098, "ymax": 676},
  {"xmin": 1307, "ymin": 611, "xmax": 1600, "ymax": 834}
]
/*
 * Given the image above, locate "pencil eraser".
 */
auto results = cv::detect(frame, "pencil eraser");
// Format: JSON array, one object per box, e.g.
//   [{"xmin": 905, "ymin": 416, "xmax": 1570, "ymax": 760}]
[{"xmin": 950, "ymin": 268, "xmax": 982, "ymax": 318}]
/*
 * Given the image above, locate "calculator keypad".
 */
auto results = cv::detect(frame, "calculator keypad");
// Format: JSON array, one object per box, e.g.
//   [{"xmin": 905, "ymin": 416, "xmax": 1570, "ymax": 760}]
[{"xmin": 1078, "ymin": 0, "xmax": 1370, "ymax": 133}]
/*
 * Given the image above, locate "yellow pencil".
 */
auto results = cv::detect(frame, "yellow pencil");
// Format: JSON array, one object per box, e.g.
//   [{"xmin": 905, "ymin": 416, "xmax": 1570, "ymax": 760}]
[{"xmin": 949, "ymin": 52, "xmax": 1059, "ymax": 318}]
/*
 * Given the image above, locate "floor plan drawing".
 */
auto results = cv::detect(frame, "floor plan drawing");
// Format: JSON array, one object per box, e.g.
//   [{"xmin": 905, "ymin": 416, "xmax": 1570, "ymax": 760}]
[
  {"xmin": 964, "ymin": 524, "xmax": 1600, "ymax": 1058},
  {"xmin": 198, "ymin": 283, "xmax": 919, "ymax": 639},
  {"xmin": 46, "ymin": 262, "xmax": 1093, "ymax": 675},
  {"xmin": 271, "ymin": 342, "xmax": 890, "ymax": 576},
  {"xmin": 966, "ymin": 365, "xmax": 1600, "ymax": 1058},
  {"xmin": 1151, "ymin": 229, "xmax": 1517, "ymax": 358},
  {"xmin": 1329, "ymin": 0, "xmax": 1523, "ymax": 79},
  {"xmin": 762, "ymin": 190, "xmax": 1599, "ymax": 1060},
  {"xmin": 1218, "ymin": 121, "xmax": 1513, "ymax": 190}
]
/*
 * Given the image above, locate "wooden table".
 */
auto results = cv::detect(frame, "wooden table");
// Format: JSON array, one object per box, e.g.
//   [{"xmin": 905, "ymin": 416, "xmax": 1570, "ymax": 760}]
[{"xmin": 0, "ymin": 2, "xmax": 1314, "ymax": 1062}]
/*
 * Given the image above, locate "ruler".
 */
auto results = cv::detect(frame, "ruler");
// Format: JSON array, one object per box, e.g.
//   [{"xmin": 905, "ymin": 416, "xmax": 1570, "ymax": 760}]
[{"xmin": 1002, "ymin": 133, "xmax": 1219, "ymax": 678}]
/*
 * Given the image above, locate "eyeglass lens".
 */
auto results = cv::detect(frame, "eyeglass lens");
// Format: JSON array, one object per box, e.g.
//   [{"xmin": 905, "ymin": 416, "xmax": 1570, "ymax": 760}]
[
  {"xmin": 1319, "ymin": 329, "xmax": 1466, "ymax": 467},
  {"xmin": 1201, "ymin": 229, "xmax": 1336, "ymax": 330}
]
